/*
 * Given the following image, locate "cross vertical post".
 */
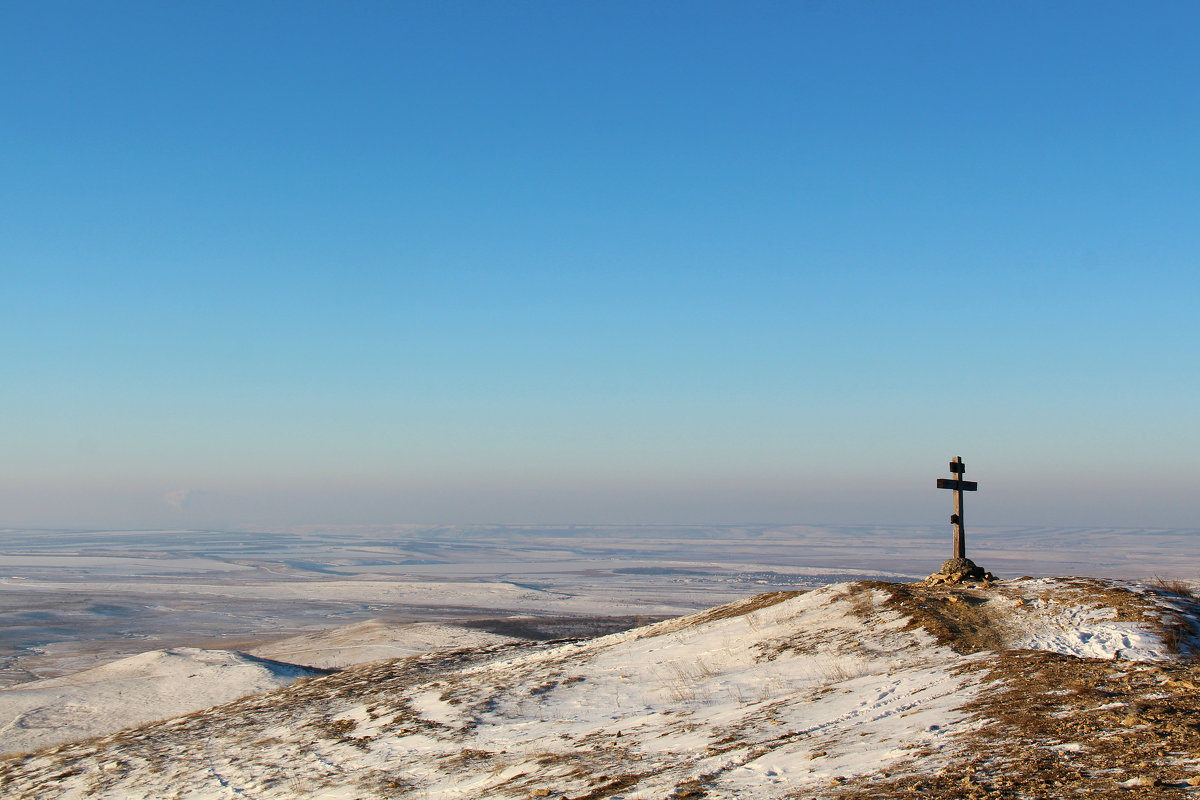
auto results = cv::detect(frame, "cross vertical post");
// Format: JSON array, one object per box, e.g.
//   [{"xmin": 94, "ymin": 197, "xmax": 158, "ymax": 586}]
[
  {"xmin": 951, "ymin": 457, "xmax": 965, "ymax": 558},
  {"xmin": 936, "ymin": 456, "xmax": 978, "ymax": 560}
]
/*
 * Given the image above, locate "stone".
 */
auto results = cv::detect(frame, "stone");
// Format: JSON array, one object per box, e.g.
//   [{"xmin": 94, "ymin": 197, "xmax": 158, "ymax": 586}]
[
  {"xmin": 925, "ymin": 558, "xmax": 991, "ymax": 585},
  {"xmin": 942, "ymin": 557, "xmax": 978, "ymax": 575},
  {"xmin": 938, "ymin": 558, "xmax": 987, "ymax": 581}
]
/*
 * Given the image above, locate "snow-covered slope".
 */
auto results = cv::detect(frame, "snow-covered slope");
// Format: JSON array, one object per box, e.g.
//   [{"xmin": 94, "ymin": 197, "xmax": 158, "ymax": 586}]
[
  {"xmin": 0, "ymin": 648, "xmax": 326, "ymax": 756},
  {"xmin": 247, "ymin": 619, "xmax": 519, "ymax": 669},
  {"xmin": 997, "ymin": 576, "xmax": 1184, "ymax": 660},
  {"xmin": 0, "ymin": 622, "xmax": 518, "ymax": 756},
  {"xmin": 3, "ymin": 577, "xmax": 1199, "ymax": 799}
]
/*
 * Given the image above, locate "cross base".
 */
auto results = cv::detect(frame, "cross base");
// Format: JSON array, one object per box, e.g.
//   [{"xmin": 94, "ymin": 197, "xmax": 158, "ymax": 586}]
[
  {"xmin": 925, "ymin": 557, "xmax": 994, "ymax": 586},
  {"xmin": 940, "ymin": 557, "xmax": 983, "ymax": 577}
]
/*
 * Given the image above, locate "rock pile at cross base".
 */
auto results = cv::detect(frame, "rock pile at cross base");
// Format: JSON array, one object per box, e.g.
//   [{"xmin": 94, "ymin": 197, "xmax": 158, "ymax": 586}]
[{"xmin": 925, "ymin": 556, "xmax": 994, "ymax": 586}]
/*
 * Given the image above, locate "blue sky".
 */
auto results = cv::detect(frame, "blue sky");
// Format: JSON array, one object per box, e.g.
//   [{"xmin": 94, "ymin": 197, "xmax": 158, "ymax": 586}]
[{"xmin": 2, "ymin": 1, "xmax": 1197, "ymax": 528}]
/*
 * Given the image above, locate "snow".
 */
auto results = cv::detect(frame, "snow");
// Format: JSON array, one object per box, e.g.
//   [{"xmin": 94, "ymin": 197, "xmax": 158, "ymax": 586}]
[
  {"xmin": 0, "ymin": 555, "xmax": 252, "ymax": 574},
  {"xmin": 12, "ymin": 583, "xmax": 986, "ymax": 799},
  {"xmin": 998, "ymin": 578, "xmax": 1173, "ymax": 661},
  {"xmin": 5, "ymin": 523, "xmax": 1196, "ymax": 691},
  {"xmin": 248, "ymin": 620, "xmax": 518, "ymax": 668},
  {"xmin": 0, "ymin": 620, "xmax": 516, "ymax": 756},
  {"xmin": 1, "ymin": 575, "xmax": 1195, "ymax": 799},
  {"xmin": 0, "ymin": 648, "xmax": 323, "ymax": 755},
  {"xmin": 399, "ymin": 584, "xmax": 979, "ymax": 797},
  {"xmin": 0, "ymin": 576, "xmax": 693, "ymax": 616}
]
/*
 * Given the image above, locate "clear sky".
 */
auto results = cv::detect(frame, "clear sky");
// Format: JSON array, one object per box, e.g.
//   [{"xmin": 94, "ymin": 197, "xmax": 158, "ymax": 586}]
[{"xmin": 2, "ymin": 1, "xmax": 1197, "ymax": 529}]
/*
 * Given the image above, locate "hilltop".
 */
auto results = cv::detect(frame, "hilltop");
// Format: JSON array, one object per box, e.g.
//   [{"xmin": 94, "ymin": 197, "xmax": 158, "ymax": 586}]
[{"xmin": 2, "ymin": 577, "xmax": 1199, "ymax": 799}]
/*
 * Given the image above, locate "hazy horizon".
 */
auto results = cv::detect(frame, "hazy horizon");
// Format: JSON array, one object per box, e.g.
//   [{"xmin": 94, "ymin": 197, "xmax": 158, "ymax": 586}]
[{"xmin": 0, "ymin": 471, "xmax": 1195, "ymax": 530}]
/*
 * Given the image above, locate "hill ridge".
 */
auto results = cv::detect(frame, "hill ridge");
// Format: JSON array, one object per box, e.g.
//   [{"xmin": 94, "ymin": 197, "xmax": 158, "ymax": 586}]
[{"xmin": 3, "ymin": 577, "xmax": 1199, "ymax": 799}]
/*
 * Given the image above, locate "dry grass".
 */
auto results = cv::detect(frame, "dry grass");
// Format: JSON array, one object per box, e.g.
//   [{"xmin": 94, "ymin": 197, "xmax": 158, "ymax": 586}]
[
  {"xmin": 834, "ymin": 652, "xmax": 1200, "ymax": 799},
  {"xmin": 868, "ymin": 581, "xmax": 1011, "ymax": 654},
  {"xmin": 643, "ymin": 591, "xmax": 802, "ymax": 638},
  {"xmin": 1152, "ymin": 576, "xmax": 1198, "ymax": 600}
]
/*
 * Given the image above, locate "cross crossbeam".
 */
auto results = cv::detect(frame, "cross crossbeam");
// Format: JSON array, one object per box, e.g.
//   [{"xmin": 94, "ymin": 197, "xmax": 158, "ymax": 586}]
[{"xmin": 935, "ymin": 478, "xmax": 978, "ymax": 492}]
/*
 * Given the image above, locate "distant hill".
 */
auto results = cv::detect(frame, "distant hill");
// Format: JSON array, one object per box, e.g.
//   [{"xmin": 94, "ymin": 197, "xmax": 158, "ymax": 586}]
[
  {"xmin": 0, "ymin": 648, "xmax": 328, "ymax": 756},
  {"xmin": 2, "ymin": 577, "xmax": 1198, "ymax": 798}
]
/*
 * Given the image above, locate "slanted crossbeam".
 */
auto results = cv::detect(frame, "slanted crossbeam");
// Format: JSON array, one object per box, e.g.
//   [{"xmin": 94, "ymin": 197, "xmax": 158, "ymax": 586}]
[{"xmin": 936, "ymin": 456, "xmax": 978, "ymax": 559}]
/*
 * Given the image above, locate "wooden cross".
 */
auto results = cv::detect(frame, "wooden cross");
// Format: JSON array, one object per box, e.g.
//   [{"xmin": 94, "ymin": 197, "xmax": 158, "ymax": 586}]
[{"xmin": 936, "ymin": 456, "xmax": 978, "ymax": 559}]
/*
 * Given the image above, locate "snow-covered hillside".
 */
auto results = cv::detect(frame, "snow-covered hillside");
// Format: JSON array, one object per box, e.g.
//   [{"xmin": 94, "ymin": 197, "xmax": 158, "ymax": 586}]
[
  {"xmin": 0, "ymin": 621, "xmax": 525, "ymax": 757},
  {"xmin": 0, "ymin": 648, "xmax": 326, "ymax": 756},
  {"xmin": 2, "ymin": 577, "xmax": 1199, "ymax": 799},
  {"xmin": 246, "ymin": 619, "xmax": 520, "ymax": 669}
]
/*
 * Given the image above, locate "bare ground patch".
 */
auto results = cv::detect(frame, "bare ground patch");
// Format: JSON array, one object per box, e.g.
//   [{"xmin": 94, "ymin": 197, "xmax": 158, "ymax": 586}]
[
  {"xmin": 868, "ymin": 581, "xmax": 1017, "ymax": 654},
  {"xmin": 825, "ymin": 579, "xmax": 1200, "ymax": 799},
  {"xmin": 833, "ymin": 651, "xmax": 1200, "ymax": 799}
]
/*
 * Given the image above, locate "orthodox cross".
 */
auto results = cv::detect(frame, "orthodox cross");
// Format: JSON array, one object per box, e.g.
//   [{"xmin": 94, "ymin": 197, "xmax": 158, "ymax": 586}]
[{"xmin": 936, "ymin": 456, "xmax": 978, "ymax": 559}]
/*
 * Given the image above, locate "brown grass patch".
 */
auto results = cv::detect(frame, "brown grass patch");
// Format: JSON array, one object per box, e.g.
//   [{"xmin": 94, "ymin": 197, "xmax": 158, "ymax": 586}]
[
  {"xmin": 1152, "ymin": 576, "xmax": 1198, "ymax": 600},
  {"xmin": 640, "ymin": 591, "xmax": 803, "ymax": 638},
  {"xmin": 833, "ymin": 652, "xmax": 1200, "ymax": 799},
  {"xmin": 867, "ymin": 581, "xmax": 1012, "ymax": 654}
]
